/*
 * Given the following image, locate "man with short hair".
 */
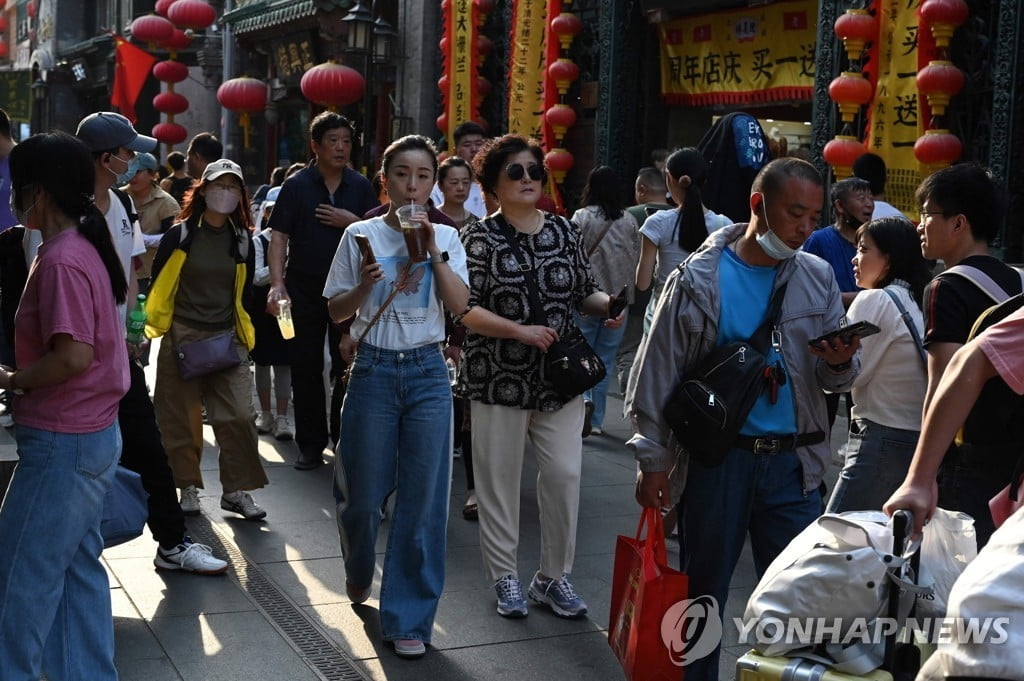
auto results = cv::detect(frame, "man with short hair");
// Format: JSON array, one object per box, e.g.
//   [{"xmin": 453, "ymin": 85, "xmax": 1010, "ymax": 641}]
[
  {"xmin": 430, "ymin": 121, "xmax": 486, "ymax": 217},
  {"xmin": 185, "ymin": 132, "xmax": 222, "ymax": 179},
  {"xmin": 628, "ymin": 158, "xmax": 859, "ymax": 681},
  {"xmin": 74, "ymin": 112, "xmax": 227, "ymax": 575},
  {"xmin": 906, "ymin": 163, "xmax": 1024, "ymax": 547},
  {"xmin": 267, "ymin": 112, "xmax": 378, "ymax": 470},
  {"xmin": 853, "ymin": 152, "xmax": 907, "ymax": 220}
]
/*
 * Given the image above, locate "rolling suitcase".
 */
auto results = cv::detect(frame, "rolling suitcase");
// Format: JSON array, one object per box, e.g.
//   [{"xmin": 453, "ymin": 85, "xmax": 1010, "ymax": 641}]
[{"xmin": 736, "ymin": 510, "xmax": 923, "ymax": 681}]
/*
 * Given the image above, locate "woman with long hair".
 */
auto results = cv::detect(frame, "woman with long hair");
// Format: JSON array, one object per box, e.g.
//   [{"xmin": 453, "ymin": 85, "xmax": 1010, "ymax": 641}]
[
  {"xmin": 146, "ymin": 159, "xmax": 269, "ymax": 521},
  {"xmin": 826, "ymin": 217, "xmax": 932, "ymax": 512},
  {"xmin": 325, "ymin": 134, "xmax": 469, "ymax": 658},
  {"xmin": 0, "ymin": 132, "xmax": 129, "ymax": 679},
  {"xmin": 437, "ymin": 156, "xmax": 480, "ymax": 229},
  {"xmin": 572, "ymin": 165, "xmax": 639, "ymax": 436},
  {"xmin": 635, "ymin": 147, "xmax": 731, "ymax": 330}
]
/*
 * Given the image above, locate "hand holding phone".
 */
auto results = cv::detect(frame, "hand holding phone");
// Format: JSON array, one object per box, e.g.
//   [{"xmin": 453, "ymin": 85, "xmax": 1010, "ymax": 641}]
[
  {"xmin": 354, "ymin": 234, "xmax": 375, "ymax": 265},
  {"xmin": 808, "ymin": 320, "xmax": 881, "ymax": 348},
  {"xmin": 608, "ymin": 285, "xmax": 629, "ymax": 319}
]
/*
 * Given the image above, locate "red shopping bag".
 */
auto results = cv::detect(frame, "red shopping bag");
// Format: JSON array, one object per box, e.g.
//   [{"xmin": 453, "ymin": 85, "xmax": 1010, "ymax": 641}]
[{"xmin": 608, "ymin": 508, "xmax": 688, "ymax": 681}]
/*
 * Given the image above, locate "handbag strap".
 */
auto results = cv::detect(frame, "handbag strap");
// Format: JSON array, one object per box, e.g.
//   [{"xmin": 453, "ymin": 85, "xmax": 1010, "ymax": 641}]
[
  {"xmin": 351, "ymin": 260, "xmax": 413, "ymax": 359},
  {"xmin": 883, "ymin": 287, "xmax": 927, "ymax": 367},
  {"xmin": 494, "ymin": 214, "xmax": 552, "ymax": 328},
  {"xmin": 748, "ymin": 281, "xmax": 789, "ymax": 353},
  {"xmin": 585, "ymin": 215, "xmax": 616, "ymax": 258}
]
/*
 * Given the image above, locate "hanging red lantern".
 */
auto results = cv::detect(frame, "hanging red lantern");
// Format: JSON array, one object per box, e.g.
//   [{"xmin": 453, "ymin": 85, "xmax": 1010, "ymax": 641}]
[
  {"xmin": 437, "ymin": 74, "xmax": 449, "ymax": 92},
  {"xmin": 153, "ymin": 91, "xmax": 190, "ymax": 115},
  {"xmin": 130, "ymin": 15, "xmax": 174, "ymax": 49},
  {"xmin": 439, "ymin": 36, "xmax": 449, "ymax": 55},
  {"xmin": 300, "ymin": 61, "xmax": 365, "ymax": 111},
  {"xmin": 0, "ymin": 16, "xmax": 8, "ymax": 33},
  {"xmin": 544, "ymin": 104, "xmax": 577, "ymax": 142},
  {"xmin": 26, "ymin": 0, "xmax": 35, "ymax": 19},
  {"xmin": 914, "ymin": 129, "xmax": 962, "ymax": 174},
  {"xmin": 544, "ymin": 148, "xmax": 574, "ymax": 184},
  {"xmin": 834, "ymin": 9, "xmax": 877, "ymax": 62},
  {"xmin": 168, "ymin": 0, "xmax": 216, "ymax": 30},
  {"xmin": 152, "ymin": 122, "xmax": 188, "ymax": 146},
  {"xmin": 473, "ymin": 0, "xmax": 495, "ymax": 15},
  {"xmin": 0, "ymin": 42, "xmax": 8, "ymax": 60},
  {"xmin": 920, "ymin": 0, "xmax": 969, "ymax": 49},
  {"xmin": 476, "ymin": 76, "xmax": 492, "ymax": 98},
  {"xmin": 823, "ymin": 135, "xmax": 867, "ymax": 180},
  {"xmin": 475, "ymin": 35, "xmax": 493, "ymax": 58},
  {"xmin": 436, "ymin": 113, "xmax": 449, "ymax": 135},
  {"xmin": 155, "ymin": 0, "xmax": 179, "ymax": 17},
  {"xmin": 829, "ymin": 72, "xmax": 873, "ymax": 123},
  {"xmin": 153, "ymin": 59, "xmax": 189, "ymax": 83},
  {"xmin": 916, "ymin": 60, "xmax": 964, "ymax": 117},
  {"xmin": 217, "ymin": 77, "xmax": 268, "ymax": 149},
  {"xmin": 551, "ymin": 13, "xmax": 583, "ymax": 52},
  {"xmin": 162, "ymin": 29, "xmax": 192, "ymax": 52},
  {"xmin": 548, "ymin": 59, "xmax": 580, "ymax": 96}
]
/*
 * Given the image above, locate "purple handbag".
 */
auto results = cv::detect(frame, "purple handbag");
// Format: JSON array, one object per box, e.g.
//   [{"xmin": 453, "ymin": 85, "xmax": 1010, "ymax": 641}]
[{"xmin": 173, "ymin": 331, "xmax": 241, "ymax": 380}]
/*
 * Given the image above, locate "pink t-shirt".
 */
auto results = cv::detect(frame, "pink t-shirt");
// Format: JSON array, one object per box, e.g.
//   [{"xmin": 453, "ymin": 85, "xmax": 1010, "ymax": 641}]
[
  {"xmin": 15, "ymin": 229, "xmax": 129, "ymax": 432},
  {"xmin": 978, "ymin": 306, "xmax": 1024, "ymax": 396}
]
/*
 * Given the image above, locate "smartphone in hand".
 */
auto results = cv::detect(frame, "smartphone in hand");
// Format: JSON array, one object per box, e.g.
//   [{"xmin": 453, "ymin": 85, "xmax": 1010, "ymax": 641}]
[
  {"xmin": 808, "ymin": 320, "xmax": 881, "ymax": 347},
  {"xmin": 608, "ymin": 284, "xmax": 629, "ymax": 319},
  {"xmin": 354, "ymin": 234, "xmax": 376, "ymax": 265}
]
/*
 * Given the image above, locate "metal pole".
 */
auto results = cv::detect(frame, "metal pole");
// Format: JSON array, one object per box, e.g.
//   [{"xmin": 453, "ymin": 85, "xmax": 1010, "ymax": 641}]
[{"xmin": 221, "ymin": 0, "xmax": 235, "ymax": 158}]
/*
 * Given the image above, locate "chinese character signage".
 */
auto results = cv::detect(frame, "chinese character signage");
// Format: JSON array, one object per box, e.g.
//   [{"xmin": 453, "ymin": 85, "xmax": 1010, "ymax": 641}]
[
  {"xmin": 866, "ymin": 0, "xmax": 924, "ymax": 215},
  {"xmin": 659, "ymin": 0, "xmax": 816, "ymax": 106},
  {"xmin": 507, "ymin": 0, "xmax": 547, "ymax": 138},
  {"xmin": 271, "ymin": 37, "xmax": 317, "ymax": 87},
  {"xmin": 442, "ymin": 0, "xmax": 479, "ymax": 152}
]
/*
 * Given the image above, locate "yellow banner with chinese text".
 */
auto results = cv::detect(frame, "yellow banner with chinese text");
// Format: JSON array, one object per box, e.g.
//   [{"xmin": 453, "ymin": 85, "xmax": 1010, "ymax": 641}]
[
  {"xmin": 865, "ymin": 0, "xmax": 923, "ymax": 215},
  {"xmin": 659, "ymin": 0, "xmax": 816, "ymax": 106},
  {"xmin": 446, "ymin": 0, "xmax": 477, "ymax": 152},
  {"xmin": 507, "ymin": 0, "xmax": 547, "ymax": 138}
]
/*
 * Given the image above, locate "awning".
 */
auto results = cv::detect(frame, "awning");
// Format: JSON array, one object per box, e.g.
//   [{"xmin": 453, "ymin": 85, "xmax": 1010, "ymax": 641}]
[{"xmin": 225, "ymin": 0, "xmax": 317, "ymax": 35}]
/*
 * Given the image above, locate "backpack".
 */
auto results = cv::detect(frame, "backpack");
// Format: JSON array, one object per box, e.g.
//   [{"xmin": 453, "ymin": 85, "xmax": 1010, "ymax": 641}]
[{"xmin": 111, "ymin": 187, "xmax": 140, "ymax": 226}]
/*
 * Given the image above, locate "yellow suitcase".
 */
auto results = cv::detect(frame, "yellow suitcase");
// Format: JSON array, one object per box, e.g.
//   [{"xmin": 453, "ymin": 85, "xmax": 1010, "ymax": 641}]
[{"xmin": 735, "ymin": 651, "xmax": 894, "ymax": 681}]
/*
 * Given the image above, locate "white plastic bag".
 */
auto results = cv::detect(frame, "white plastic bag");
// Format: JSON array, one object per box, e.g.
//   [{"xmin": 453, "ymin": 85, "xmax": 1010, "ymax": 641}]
[{"xmin": 917, "ymin": 508, "xmax": 977, "ymax": 618}]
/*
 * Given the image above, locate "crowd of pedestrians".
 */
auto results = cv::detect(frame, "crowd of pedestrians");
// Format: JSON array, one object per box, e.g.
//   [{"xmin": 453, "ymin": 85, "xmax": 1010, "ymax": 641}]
[{"xmin": 0, "ymin": 100, "xmax": 1021, "ymax": 681}]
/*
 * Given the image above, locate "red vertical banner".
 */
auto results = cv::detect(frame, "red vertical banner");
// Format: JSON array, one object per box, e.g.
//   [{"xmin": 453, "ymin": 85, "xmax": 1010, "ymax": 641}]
[{"xmin": 443, "ymin": 0, "xmax": 479, "ymax": 152}]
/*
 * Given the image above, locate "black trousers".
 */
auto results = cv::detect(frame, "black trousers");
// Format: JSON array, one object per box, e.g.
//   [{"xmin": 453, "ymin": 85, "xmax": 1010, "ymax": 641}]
[
  {"xmin": 287, "ymin": 276, "xmax": 345, "ymax": 456},
  {"xmin": 118, "ymin": 360, "xmax": 186, "ymax": 549}
]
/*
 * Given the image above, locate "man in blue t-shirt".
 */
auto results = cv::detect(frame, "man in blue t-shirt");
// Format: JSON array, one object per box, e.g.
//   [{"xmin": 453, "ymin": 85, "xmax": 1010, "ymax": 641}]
[{"xmin": 802, "ymin": 176, "xmax": 874, "ymax": 308}]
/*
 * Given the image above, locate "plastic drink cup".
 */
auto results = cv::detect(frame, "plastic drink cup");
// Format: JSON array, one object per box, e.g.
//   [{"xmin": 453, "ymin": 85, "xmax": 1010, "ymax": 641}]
[
  {"xmin": 277, "ymin": 298, "xmax": 296, "ymax": 340},
  {"xmin": 396, "ymin": 203, "xmax": 430, "ymax": 262}
]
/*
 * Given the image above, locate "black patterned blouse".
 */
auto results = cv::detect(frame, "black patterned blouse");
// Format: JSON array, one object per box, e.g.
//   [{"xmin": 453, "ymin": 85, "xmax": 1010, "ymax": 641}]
[{"xmin": 456, "ymin": 212, "xmax": 600, "ymax": 411}]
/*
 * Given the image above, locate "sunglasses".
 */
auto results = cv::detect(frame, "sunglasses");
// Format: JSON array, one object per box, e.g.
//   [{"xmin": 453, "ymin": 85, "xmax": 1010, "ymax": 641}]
[{"xmin": 505, "ymin": 163, "xmax": 546, "ymax": 182}]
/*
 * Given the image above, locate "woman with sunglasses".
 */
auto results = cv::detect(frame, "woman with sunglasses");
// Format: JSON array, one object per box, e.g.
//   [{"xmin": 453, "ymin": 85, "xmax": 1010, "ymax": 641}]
[{"xmin": 457, "ymin": 135, "xmax": 624, "ymax": 620}]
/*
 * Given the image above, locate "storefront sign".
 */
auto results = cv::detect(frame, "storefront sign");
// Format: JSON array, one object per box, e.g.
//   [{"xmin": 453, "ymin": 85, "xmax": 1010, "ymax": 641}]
[
  {"xmin": 659, "ymin": 0, "xmax": 816, "ymax": 106},
  {"xmin": 271, "ymin": 37, "xmax": 316, "ymax": 87},
  {"xmin": 444, "ymin": 0, "xmax": 478, "ymax": 150},
  {"xmin": 866, "ymin": 0, "xmax": 924, "ymax": 215},
  {"xmin": 507, "ymin": 0, "xmax": 547, "ymax": 138},
  {"xmin": 0, "ymin": 71, "xmax": 31, "ymax": 123}
]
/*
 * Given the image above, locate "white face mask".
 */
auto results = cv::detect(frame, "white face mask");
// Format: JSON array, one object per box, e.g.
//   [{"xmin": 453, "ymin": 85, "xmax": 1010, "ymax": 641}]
[
  {"xmin": 10, "ymin": 187, "xmax": 36, "ymax": 227},
  {"xmin": 755, "ymin": 197, "xmax": 799, "ymax": 260},
  {"xmin": 205, "ymin": 187, "xmax": 241, "ymax": 215}
]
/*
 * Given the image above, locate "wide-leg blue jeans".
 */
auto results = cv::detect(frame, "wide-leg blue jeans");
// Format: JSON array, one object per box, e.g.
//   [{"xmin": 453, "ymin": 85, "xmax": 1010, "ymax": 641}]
[
  {"xmin": 0, "ymin": 422, "xmax": 121, "ymax": 681},
  {"xmin": 575, "ymin": 311, "xmax": 628, "ymax": 429},
  {"xmin": 333, "ymin": 342, "xmax": 452, "ymax": 644}
]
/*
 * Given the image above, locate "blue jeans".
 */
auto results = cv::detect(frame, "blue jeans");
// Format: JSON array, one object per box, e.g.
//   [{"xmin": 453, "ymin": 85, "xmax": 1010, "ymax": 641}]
[
  {"xmin": 0, "ymin": 422, "xmax": 121, "ymax": 681},
  {"xmin": 333, "ymin": 343, "xmax": 452, "ymax": 644},
  {"xmin": 826, "ymin": 419, "xmax": 918, "ymax": 513},
  {"xmin": 679, "ymin": 448, "xmax": 822, "ymax": 681},
  {"xmin": 575, "ymin": 311, "xmax": 628, "ymax": 429}
]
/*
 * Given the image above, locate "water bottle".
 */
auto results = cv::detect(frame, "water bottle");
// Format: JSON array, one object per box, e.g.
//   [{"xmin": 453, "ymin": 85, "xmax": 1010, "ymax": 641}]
[
  {"xmin": 276, "ymin": 298, "xmax": 296, "ymax": 340},
  {"xmin": 446, "ymin": 358, "xmax": 458, "ymax": 386},
  {"xmin": 126, "ymin": 294, "xmax": 147, "ymax": 345}
]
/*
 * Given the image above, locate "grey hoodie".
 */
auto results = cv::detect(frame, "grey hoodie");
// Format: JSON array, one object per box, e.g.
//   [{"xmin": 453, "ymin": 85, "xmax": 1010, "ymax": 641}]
[{"xmin": 625, "ymin": 223, "xmax": 859, "ymax": 493}]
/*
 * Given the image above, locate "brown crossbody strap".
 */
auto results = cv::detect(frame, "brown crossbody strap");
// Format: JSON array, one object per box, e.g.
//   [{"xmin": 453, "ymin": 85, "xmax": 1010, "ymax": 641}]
[
  {"xmin": 585, "ymin": 217, "xmax": 616, "ymax": 258},
  {"xmin": 349, "ymin": 260, "xmax": 413, "ymax": 361}
]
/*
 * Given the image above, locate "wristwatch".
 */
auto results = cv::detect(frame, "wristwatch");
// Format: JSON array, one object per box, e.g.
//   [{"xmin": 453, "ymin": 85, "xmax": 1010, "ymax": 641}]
[{"xmin": 430, "ymin": 251, "xmax": 450, "ymax": 265}]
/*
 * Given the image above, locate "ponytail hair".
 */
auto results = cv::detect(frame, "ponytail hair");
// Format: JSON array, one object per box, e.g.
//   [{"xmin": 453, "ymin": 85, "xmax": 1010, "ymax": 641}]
[
  {"xmin": 665, "ymin": 147, "xmax": 709, "ymax": 253},
  {"xmin": 9, "ymin": 132, "xmax": 127, "ymax": 303}
]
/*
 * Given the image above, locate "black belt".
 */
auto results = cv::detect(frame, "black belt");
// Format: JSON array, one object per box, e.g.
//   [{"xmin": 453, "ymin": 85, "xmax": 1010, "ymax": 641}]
[{"xmin": 733, "ymin": 432, "xmax": 826, "ymax": 454}]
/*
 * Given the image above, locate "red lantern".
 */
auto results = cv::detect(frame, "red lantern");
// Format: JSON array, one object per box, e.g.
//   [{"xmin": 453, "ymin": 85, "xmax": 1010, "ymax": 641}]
[
  {"xmin": 153, "ymin": 59, "xmax": 189, "ymax": 83},
  {"xmin": 217, "ymin": 77, "xmax": 269, "ymax": 149},
  {"xmin": 162, "ymin": 29, "xmax": 191, "ymax": 52},
  {"xmin": 545, "ymin": 148, "xmax": 574, "ymax": 184},
  {"xmin": 152, "ymin": 122, "xmax": 188, "ymax": 146},
  {"xmin": 300, "ymin": 61, "xmax": 365, "ymax": 111},
  {"xmin": 475, "ymin": 35, "xmax": 493, "ymax": 58},
  {"xmin": 916, "ymin": 60, "xmax": 965, "ymax": 116},
  {"xmin": 153, "ymin": 91, "xmax": 189, "ymax": 114},
  {"xmin": 920, "ymin": 0, "xmax": 969, "ymax": 49},
  {"xmin": 551, "ymin": 13, "xmax": 583, "ymax": 52},
  {"xmin": 829, "ymin": 72, "xmax": 873, "ymax": 123},
  {"xmin": 26, "ymin": 0, "xmax": 35, "ymax": 19},
  {"xmin": 437, "ymin": 74, "xmax": 449, "ymax": 92},
  {"xmin": 834, "ymin": 9, "xmax": 877, "ymax": 62},
  {"xmin": 439, "ymin": 36, "xmax": 449, "ymax": 55},
  {"xmin": 473, "ymin": 0, "xmax": 495, "ymax": 15},
  {"xmin": 548, "ymin": 59, "xmax": 580, "ymax": 96},
  {"xmin": 544, "ymin": 104, "xmax": 577, "ymax": 142},
  {"xmin": 476, "ymin": 76, "xmax": 492, "ymax": 98},
  {"xmin": 436, "ymin": 113, "xmax": 449, "ymax": 135},
  {"xmin": 130, "ymin": 15, "xmax": 174, "ymax": 48},
  {"xmin": 155, "ymin": 0, "xmax": 178, "ymax": 17},
  {"xmin": 168, "ymin": 0, "xmax": 216, "ymax": 30},
  {"xmin": 0, "ymin": 42, "xmax": 8, "ymax": 60},
  {"xmin": 823, "ymin": 135, "xmax": 867, "ymax": 180},
  {"xmin": 0, "ymin": 16, "xmax": 8, "ymax": 33},
  {"xmin": 914, "ymin": 129, "xmax": 962, "ymax": 174}
]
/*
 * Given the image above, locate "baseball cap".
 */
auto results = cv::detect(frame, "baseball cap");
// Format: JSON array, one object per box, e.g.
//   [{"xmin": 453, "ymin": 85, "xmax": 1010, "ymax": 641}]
[
  {"xmin": 202, "ymin": 158, "xmax": 244, "ymax": 183},
  {"xmin": 127, "ymin": 152, "xmax": 159, "ymax": 177},
  {"xmin": 76, "ymin": 112, "xmax": 158, "ymax": 153}
]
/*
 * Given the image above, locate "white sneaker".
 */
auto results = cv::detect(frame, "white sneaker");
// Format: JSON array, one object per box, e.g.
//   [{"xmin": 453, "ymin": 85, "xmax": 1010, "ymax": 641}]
[
  {"xmin": 179, "ymin": 485, "xmax": 201, "ymax": 516},
  {"xmin": 154, "ymin": 538, "xmax": 228, "ymax": 575},
  {"xmin": 255, "ymin": 411, "xmax": 274, "ymax": 434},
  {"xmin": 273, "ymin": 414, "xmax": 294, "ymax": 441},
  {"xmin": 221, "ymin": 490, "xmax": 267, "ymax": 520}
]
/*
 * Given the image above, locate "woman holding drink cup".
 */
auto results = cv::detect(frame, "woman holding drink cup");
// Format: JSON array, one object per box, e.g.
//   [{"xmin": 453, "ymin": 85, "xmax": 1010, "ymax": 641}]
[{"xmin": 324, "ymin": 134, "xmax": 469, "ymax": 658}]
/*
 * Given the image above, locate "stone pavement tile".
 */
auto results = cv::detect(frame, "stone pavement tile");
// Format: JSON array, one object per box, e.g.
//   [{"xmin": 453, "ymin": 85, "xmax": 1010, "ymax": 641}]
[
  {"xmin": 105, "ymin": 556, "xmax": 250, "ymax": 619},
  {"xmin": 112, "ymin": 656, "xmax": 184, "ymax": 681},
  {"xmin": 355, "ymin": 631, "xmax": 626, "ymax": 681},
  {"xmin": 111, "ymin": 588, "xmax": 165, "ymax": 661},
  {"xmin": 258, "ymin": 555, "xmax": 363, "ymax": 607},
  {"xmin": 148, "ymin": 612, "xmax": 322, "ymax": 681},
  {"xmin": 578, "ymin": 482, "xmax": 642, "ymax": 519},
  {"xmin": 207, "ymin": 517, "xmax": 341, "ymax": 564}
]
